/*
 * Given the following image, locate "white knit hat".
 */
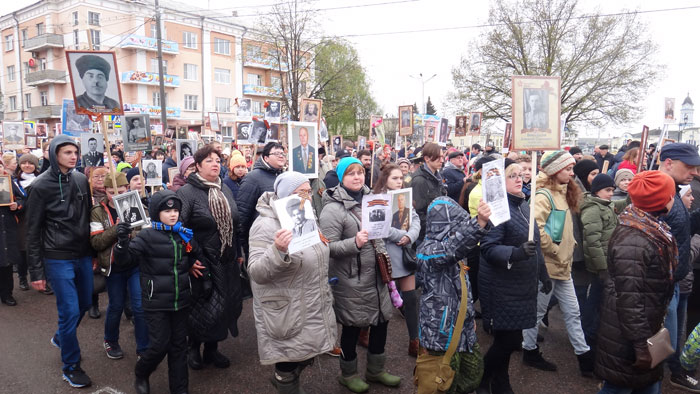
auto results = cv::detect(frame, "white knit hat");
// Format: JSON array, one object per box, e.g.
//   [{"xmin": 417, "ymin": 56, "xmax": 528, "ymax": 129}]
[
  {"xmin": 274, "ymin": 171, "xmax": 309, "ymax": 198},
  {"xmin": 540, "ymin": 150, "xmax": 575, "ymax": 176}
]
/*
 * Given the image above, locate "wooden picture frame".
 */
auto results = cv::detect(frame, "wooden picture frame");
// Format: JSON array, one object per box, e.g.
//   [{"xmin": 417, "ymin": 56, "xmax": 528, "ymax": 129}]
[
  {"xmin": 331, "ymin": 135, "xmax": 343, "ymax": 155},
  {"xmin": 113, "ymin": 190, "xmax": 148, "ymax": 228},
  {"xmin": 398, "ymin": 105, "xmax": 413, "ymax": 137},
  {"xmin": 0, "ymin": 175, "xmax": 13, "ymax": 206},
  {"xmin": 300, "ymin": 98, "xmax": 322, "ymax": 129},
  {"xmin": 511, "ymin": 75, "xmax": 561, "ymax": 151},
  {"xmin": 65, "ymin": 50, "xmax": 124, "ymax": 115},
  {"xmin": 455, "ymin": 116, "xmax": 468, "ymax": 137}
]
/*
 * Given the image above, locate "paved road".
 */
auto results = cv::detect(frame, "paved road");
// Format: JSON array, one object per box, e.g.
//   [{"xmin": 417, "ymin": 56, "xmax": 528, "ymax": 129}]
[{"xmin": 0, "ymin": 279, "xmax": 693, "ymax": 394}]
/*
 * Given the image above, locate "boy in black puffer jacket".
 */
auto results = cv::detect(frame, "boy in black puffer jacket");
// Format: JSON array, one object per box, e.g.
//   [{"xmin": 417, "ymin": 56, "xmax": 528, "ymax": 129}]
[{"xmin": 114, "ymin": 190, "xmax": 208, "ymax": 394}]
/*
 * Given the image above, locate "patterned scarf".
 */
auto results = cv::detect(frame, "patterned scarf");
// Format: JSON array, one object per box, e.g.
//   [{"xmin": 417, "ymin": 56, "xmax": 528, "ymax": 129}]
[
  {"xmin": 196, "ymin": 173, "xmax": 233, "ymax": 255},
  {"xmin": 618, "ymin": 205, "xmax": 678, "ymax": 280},
  {"xmin": 151, "ymin": 221, "xmax": 194, "ymax": 243}
]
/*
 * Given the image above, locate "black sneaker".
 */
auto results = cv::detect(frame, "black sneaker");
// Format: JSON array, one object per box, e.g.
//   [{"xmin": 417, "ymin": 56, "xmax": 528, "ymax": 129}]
[
  {"xmin": 50, "ymin": 334, "xmax": 60, "ymax": 349},
  {"xmin": 18, "ymin": 277, "xmax": 29, "ymax": 291},
  {"xmin": 671, "ymin": 373, "xmax": 700, "ymax": 393},
  {"xmin": 62, "ymin": 365, "xmax": 91, "ymax": 388},
  {"xmin": 42, "ymin": 284, "xmax": 54, "ymax": 295},
  {"xmin": 523, "ymin": 346, "xmax": 557, "ymax": 371},
  {"xmin": 104, "ymin": 341, "xmax": 124, "ymax": 360}
]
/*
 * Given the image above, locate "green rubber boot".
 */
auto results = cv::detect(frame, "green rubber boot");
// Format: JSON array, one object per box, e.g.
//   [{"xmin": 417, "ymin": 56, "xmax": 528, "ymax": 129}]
[
  {"xmin": 365, "ymin": 352, "xmax": 401, "ymax": 387},
  {"xmin": 338, "ymin": 358, "xmax": 369, "ymax": 393}
]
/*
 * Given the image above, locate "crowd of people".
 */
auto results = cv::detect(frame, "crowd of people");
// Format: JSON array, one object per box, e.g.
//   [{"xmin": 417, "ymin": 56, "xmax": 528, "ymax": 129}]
[{"xmin": 5, "ymin": 132, "xmax": 700, "ymax": 394}]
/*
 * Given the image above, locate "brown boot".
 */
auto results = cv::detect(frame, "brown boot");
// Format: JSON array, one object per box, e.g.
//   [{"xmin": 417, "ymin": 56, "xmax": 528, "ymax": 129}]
[
  {"xmin": 408, "ymin": 338, "xmax": 419, "ymax": 357},
  {"xmin": 358, "ymin": 328, "xmax": 369, "ymax": 348}
]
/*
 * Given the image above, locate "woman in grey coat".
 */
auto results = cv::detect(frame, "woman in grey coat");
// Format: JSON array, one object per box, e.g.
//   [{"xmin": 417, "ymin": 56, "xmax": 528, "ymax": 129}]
[
  {"xmin": 319, "ymin": 157, "xmax": 400, "ymax": 393},
  {"xmin": 373, "ymin": 163, "xmax": 421, "ymax": 357}
]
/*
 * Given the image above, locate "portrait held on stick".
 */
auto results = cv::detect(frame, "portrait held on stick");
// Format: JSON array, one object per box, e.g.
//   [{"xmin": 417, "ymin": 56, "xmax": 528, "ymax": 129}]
[
  {"xmin": 80, "ymin": 133, "xmax": 104, "ymax": 167},
  {"xmin": 300, "ymin": 98, "xmax": 322, "ymax": 127},
  {"xmin": 399, "ymin": 105, "xmax": 414, "ymax": 137},
  {"xmin": 288, "ymin": 121, "xmax": 318, "ymax": 178},
  {"xmin": 455, "ymin": 115, "xmax": 468, "ymax": 137},
  {"xmin": 0, "ymin": 175, "xmax": 13, "ymax": 206},
  {"xmin": 265, "ymin": 101, "xmax": 281, "ymax": 123},
  {"xmin": 142, "ymin": 159, "xmax": 163, "ymax": 187},
  {"xmin": 511, "ymin": 75, "xmax": 561, "ymax": 151},
  {"xmin": 176, "ymin": 139, "xmax": 197, "ymax": 166},
  {"xmin": 2, "ymin": 122, "xmax": 25, "ymax": 150},
  {"xmin": 65, "ymin": 51, "xmax": 124, "ymax": 115},
  {"xmin": 122, "ymin": 114, "xmax": 151, "ymax": 152}
]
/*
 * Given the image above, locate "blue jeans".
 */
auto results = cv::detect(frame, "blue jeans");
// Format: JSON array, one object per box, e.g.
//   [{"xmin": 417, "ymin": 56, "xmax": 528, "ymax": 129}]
[
  {"xmin": 44, "ymin": 257, "xmax": 93, "ymax": 370},
  {"xmin": 582, "ymin": 273, "xmax": 605, "ymax": 348},
  {"xmin": 598, "ymin": 380, "xmax": 661, "ymax": 394},
  {"xmin": 664, "ymin": 284, "xmax": 680, "ymax": 365},
  {"xmin": 104, "ymin": 266, "xmax": 149, "ymax": 354},
  {"xmin": 668, "ymin": 289, "xmax": 689, "ymax": 376}
]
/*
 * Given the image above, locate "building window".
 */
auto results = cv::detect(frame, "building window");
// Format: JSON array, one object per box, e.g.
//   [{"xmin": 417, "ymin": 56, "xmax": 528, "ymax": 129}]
[
  {"xmin": 150, "ymin": 58, "xmax": 167, "ymax": 74},
  {"xmin": 214, "ymin": 68, "xmax": 231, "ymax": 84},
  {"xmin": 73, "ymin": 11, "xmax": 79, "ymax": 26},
  {"xmin": 25, "ymin": 93, "xmax": 32, "ymax": 109},
  {"xmin": 73, "ymin": 30, "xmax": 79, "ymax": 49},
  {"xmin": 246, "ymin": 45, "xmax": 261, "ymax": 58},
  {"xmin": 184, "ymin": 94, "xmax": 198, "ymax": 110},
  {"xmin": 183, "ymin": 31, "xmax": 197, "ymax": 49},
  {"xmin": 214, "ymin": 38, "xmax": 230, "ymax": 55},
  {"xmin": 21, "ymin": 29, "xmax": 27, "ymax": 47},
  {"xmin": 88, "ymin": 12, "xmax": 100, "ymax": 26},
  {"xmin": 9, "ymin": 96, "xmax": 16, "ymax": 111},
  {"xmin": 40, "ymin": 91, "xmax": 48, "ymax": 106},
  {"xmin": 23, "ymin": 62, "xmax": 30, "ymax": 77},
  {"xmin": 7, "ymin": 65, "xmax": 15, "ymax": 82},
  {"xmin": 5, "ymin": 35, "xmax": 13, "ymax": 51},
  {"xmin": 183, "ymin": 63, "xmax": 197, "ymax": 81},
  {"xmin": 247, "ymin": 73, "xmax": 262, "ymax": 86},
  {"xmin": 149, "ymin": 24, "xmax": 166, "ymax": 39},
  {"xmin": 90, "ymin": 29, "xmax": 100, "ymax": 50},
  {"xmin": 252, "ymin": 101, "xmax": 262, "ymax": 114},
  {"xmin": 215, "ymin": 97, "xmax": 231, "ymax": 112},
  {"xmin": 36, "ymin": 23, "xmax": 44, "ymax": 36},
  {"xmin": 152, "ymin": 92, "xmax": 167, "ymax": 107},
  {"xmin": 271, "ymin": 76, "xmax": 281, "ymax": 89},
  {"xmin": 221, "ymin": 126, "xmax": 232, "ymax": 137}
]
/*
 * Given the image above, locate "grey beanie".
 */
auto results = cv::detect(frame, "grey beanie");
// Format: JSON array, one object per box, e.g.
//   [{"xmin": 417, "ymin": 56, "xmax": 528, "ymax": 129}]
[{"xmin": 274, "ymin": 171, "xmax": 309, "ymax": 198}]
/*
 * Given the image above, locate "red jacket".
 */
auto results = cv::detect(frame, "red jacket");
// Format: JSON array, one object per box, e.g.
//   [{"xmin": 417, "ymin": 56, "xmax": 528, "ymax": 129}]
[{"xmin": 618, "ymin": 160, "xmax": 637, "ymax": 174}]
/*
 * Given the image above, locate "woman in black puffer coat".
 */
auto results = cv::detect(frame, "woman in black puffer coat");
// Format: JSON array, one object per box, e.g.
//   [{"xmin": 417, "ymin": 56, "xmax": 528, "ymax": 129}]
[
  {"xmin": 177, "ymin": 145, "xmax": 242, "ymax": 371},
  {"xmin": 478, "ymin": 159, "xmax": 550, "ymax": 393}
]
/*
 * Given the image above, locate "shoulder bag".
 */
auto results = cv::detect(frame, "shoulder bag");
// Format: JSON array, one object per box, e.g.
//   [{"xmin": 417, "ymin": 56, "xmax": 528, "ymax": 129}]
[
  {"xmin": 536, "ymin": 189, "xmax": 567, "ymax": 243},
  {"xmin": 647, "ymin": 327, "xmax": 674, "ymax": 369}
]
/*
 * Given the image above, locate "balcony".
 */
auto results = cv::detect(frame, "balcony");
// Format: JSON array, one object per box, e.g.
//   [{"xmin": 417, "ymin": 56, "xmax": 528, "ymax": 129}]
[
  {"xmin": 243, "ymin": 55, "xmax": 288, "ymax": 71},
  {"xmin": 121, "ymin": 71, "xmax": 180, "ymax": 87},
  {"xmin": 24, "ymin": 33, "xmax": 64, "ymax": 52},
  {"xmin": 243, "ymin": 84, "xmax": 285, "ymax": 98},
  {"xmin": 28, "ymin": 105, "xmax": 62, "ymax": 119},
  {"xmin": 25, "ymin": 69, "xmax": 67, "ymax": 86},
  {"xmin": 120, "ymin": 34, "xmax": 179, "ymax": 54}
]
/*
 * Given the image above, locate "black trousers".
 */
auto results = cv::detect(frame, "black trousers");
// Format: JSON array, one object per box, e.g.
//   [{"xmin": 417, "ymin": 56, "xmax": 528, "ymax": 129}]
[
  {"xmin": 483, "ymin": 329, "xmax": 522, "ymax": 380},
  {"xmin": 340, "ymin": 322, "xmax": 388, "ymax": 361},
  {"xmin": 17, "ymin": 251, "xmax": 27, "ymax": 279},
  {"xmin": 135, "ymin": 308, "xmax": 189, "ymax": 394},
  {"xmin": 0, "ymin": 265, "xmax": 13, "ymax": 298}
]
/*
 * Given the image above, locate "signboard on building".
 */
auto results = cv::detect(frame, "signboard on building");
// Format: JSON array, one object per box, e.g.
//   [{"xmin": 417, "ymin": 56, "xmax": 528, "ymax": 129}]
[
  {"xmin": 121, "ymin": 34, "xmax": 179, "ymax": 54},
  {"xmin": 121, "ymin": 71, "xmax": 180, "ymax": 87},
  {"xmin": 124, "ymin": 104, "xmax": 181, "ymax": 119},
  {"xmin": 242, "ymin": 84, "xmax": 283, "ymax": 98}
]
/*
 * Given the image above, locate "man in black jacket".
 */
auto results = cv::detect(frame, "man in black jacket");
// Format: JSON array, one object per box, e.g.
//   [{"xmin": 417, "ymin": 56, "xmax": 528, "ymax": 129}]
[
  {"xmin": 411, "ymin": 143, "xmax": 447, "ymax": 243},
  {"xmin": 26, "ymin": 135, "xmax": 93, "ymax": 388},
  {"xmin": 323, "ymin": 149, "xmax": 350, "ymax": 189},
  {"xmin": 442, "ymin": 150, "xmax": 467, "ymax": 201},
  {"xmin": 594, "ymin": 144, "xmax": 615, "ymax": 172}
]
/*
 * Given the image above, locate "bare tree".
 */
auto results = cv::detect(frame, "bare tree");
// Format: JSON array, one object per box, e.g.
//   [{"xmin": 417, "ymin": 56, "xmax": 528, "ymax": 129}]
[{"xmin": 449, "ymin": 0, "xmax": 663, "ymax": 128}]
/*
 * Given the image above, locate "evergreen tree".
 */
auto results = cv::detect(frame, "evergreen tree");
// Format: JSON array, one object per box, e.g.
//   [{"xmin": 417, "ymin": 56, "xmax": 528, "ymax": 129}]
[
  {"xmin": 413, "ymin": 102, "xmax": 419, "ymax": 114},
  {"xmin": 425, "ymin": 96, "xmax": 437, "ymax": 115}
]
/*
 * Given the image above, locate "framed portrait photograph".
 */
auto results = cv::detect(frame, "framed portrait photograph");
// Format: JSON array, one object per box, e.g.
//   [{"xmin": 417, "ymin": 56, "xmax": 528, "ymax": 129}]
[
  {"xmin": 272, "ymin": 195, "xmax": 321, "ymax": 254},
  {"xmin": 664, "ymin": 97, "xmax": 675, "ymax": 123},
  {"xmin": 2, "ymin": 121, "xmax": 25, "ymax": 150},
  {"xmin": 209, "ymin": 112, "xmax": 220, "ymax": 132},
  {"xmin": 319, "ymin": 117, "xmax": 329, "ymax": 143},
  {"xmin": 369, "ymin": 115, "xmax": 384, "ymax": 143},
  {"xmin": 265, "ymin": 101, "xmax": 282, "ymax": 123},
  {"xmin": 122, "ymin": 114, "xmax": 151, "ymax": 152},
  {"xmin": 25, "ymin": 135, "xmax": 37, "ymax": 149},
  {"xmin": 24, "ymin": 121, "xmax": 35, "ymax": 136},
  {"xmin": 357, "ymin": 136, "xmax": 367, "ymax": 151},
  {"xmin": 468, "ymin": 112, "xmax": 482, "ymax": 135},
  {"xmin": 113, "ymin": 190, "xmax": 148, "ymax": 228},
  {"xmin": 424, "ymin": 120, "xmax": 439, "ymax": 143},
  {"xmin": 236, "ymin": 122, "xmax": 252, "ymax": 143},
  {"xmin": 36, "ymin": 123, "xmax": 48, "ymax": 138},
  {"xmin": 331, "ymin": 135, "xmax": 343, "ymax": 154},
  {"xmin": 389, "ymin": 188, "xmax": 412, "ymax": 231},
  {"xmin": 0, "ymin": 175, "xmax": 13, "ymax": 206},
  {"xmin": 176, "ymin": 139, "xmax": 197, "ymax": 166},
  {"xmin": 278, "ymin": 124, "xmax": 288, "ymax": 147},
  {"xmin": 154, "ymin": 135, "xmax": 163, "ymax": 146},
  {"xmin": 455, "ymin": 116, "xmax": 468, "ymax": 137},
  {"xmin": 300, "ymin": 98, "xmax": 322, "ymax": 127},
  {"xmin": 176, "ymin": 126, "xmax": 188, "ymax": 140},
  {"xmin": 398, "ymin": 105, "xmax": 413, "ymax": 137},
  {"xmin": 142, "ymin": 159, "xmax": 163, "ymax": 187},
  {"xmin": 150, "ymin": 124, "xmax": 163, "ymax": 136},
  {"xmin": 269, "ymin": 124, "xmax": 280, "ymax": 142},
  {"xmin": 80, "ymin": 133, "xmax": 105, "ymax": 167},
  {"xmin": 511, "ymin": 75, "xmax": 561, "ymax": 151},
  {"xmin": 65, "ymin": 51, "xmax": 124, "ymax": 115},
  {"xmin": 503, "ymin": 123, "xmax": 513, "ymax": 153},
  {"xmin": 61, "ymin": 98, "xmax": 92, "ymax": 136},
  {"xmin": 237, "ymin": 98, "xmax": 252, "ymax": 120},
  {"xmin": 248, "ymin": 120, "xmax": 268, "ymax": 145},
  {"xmin": 287, "ymin": 121, "xmax": 318, "ymax": 178},
  {"xmin": 438, "ymin": 118, "xmax": 449, "ymax": 146},
  {"xmin": 168, "ymin": 167, "xmax": 179, "ymax": 184}
]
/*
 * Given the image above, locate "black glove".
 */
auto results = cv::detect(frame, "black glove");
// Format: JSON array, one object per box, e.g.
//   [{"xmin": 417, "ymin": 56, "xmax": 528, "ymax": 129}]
[
  {"xmin": 511, "ymin": 241, "xmax": 537, "ymax": 261},
  {"xmin": 116, "ymin": 221, "xmax": 133, "ymax": 244},
  {"xmin": 540, "ymin": 279, "xmax": 553, "ymax": 294}
]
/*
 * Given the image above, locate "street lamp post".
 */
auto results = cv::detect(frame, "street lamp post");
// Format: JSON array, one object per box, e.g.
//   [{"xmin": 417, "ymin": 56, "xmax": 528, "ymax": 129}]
[{"xmin": 409, "ymin": 73, "xmax": 437, "ymax": 114}]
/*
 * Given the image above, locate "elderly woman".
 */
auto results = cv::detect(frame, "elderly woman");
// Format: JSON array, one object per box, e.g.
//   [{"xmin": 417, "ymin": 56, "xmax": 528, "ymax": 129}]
[
  {"xmin": 248, "ymin": 171, "xmax": 336, "ymax": 393},
  {"xmin": 612, "ymin": 169, "xmax": 634, "ymax": 201},
  {"xmin": 169, "ymin": 156, "xmax": 195, "ymax": 192},
  {"xmin": 177, "ymin": 145, "xmax": 242, "ymax": 371},
  {"xmin": 320, "ymin": 157, "xmax": 400, "ymax": 393}
]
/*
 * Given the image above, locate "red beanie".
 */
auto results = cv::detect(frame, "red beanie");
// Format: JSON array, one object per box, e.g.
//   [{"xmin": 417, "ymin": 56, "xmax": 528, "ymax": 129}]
[{"xmin": 627, "ymin": 171, "xmax": 676, "ymax": 212}]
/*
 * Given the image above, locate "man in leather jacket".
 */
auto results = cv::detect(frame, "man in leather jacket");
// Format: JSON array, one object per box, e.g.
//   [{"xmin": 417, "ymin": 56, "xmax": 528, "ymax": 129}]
[{"xmin": 26, "ymin": 135, "xmax": 94, "ymax": 388}]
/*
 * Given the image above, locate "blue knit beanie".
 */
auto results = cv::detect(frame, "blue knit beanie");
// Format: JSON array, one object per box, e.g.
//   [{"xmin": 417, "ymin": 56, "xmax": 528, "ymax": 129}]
[{"xmin": 336, "ymin": 157, "xmax": 362, "ymax": 185}]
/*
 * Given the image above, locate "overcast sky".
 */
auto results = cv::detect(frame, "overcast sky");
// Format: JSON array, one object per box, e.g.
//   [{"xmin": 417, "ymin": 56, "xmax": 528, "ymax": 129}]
[{"xmin": 3, "ymin": 0, "xmax": 699, "ymax": 139}]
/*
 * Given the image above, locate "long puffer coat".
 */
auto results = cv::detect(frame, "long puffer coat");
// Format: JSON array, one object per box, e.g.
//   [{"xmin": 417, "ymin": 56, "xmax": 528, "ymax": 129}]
[
  {"xmin": 411, "ymin": 164, "xmax": 447, "ymax": 243},
  {"xmin": 319, "ymin": 185, "xmax": 393, "ymax": 327},
  {"xmin": 594, "ymin": 213, "xmax": 675, "ymax": 389},
  {"xmin": 178, "ymin": 173, "xmax": 242, "ymax": 341},
  {"xmin": 248, "ymin": 191, "xmax": 336, "ymax": 365},
  {"xmin": 235, "ymin": 158, "xmax": 283, "ymax": 249},
  {"xmin": 479, "ymin": 192, "xmax": 548, "ymax": 331},
  {"xmin": 580, "ymin": 193, "xmax": 627, "ymax": 274}
]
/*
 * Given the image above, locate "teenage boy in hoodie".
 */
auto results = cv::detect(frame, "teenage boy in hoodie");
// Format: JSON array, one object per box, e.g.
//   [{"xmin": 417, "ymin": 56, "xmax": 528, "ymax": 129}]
[{"xmin": 26, "ymin": 135, "xmax": 93, "ymax": 388}]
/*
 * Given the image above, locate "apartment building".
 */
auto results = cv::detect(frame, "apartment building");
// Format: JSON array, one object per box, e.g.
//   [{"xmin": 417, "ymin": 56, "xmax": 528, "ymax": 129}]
[{"xmin": 0, "ymin": 0, "xmax": 292, "ymax": 142}]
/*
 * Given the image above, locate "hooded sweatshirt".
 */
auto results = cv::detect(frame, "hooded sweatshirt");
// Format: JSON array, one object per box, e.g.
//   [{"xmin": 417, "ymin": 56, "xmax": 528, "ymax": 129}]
[{"xmin": 26, "ymin": 135, "xmax": 92, "ymax": 281}]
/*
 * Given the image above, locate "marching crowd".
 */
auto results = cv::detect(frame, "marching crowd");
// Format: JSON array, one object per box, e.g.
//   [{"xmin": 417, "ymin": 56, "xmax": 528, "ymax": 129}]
[{"xmin": 5, "ymin": 133, "xmax": 700, "ymax": 394}]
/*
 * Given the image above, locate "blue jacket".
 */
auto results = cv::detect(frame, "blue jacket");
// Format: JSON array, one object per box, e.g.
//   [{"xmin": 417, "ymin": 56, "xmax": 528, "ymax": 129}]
[
  {"xmin": 441, "ymin": 164, "xmax": 466, "ymax": 202},
  {"xmin": 479, "ymin": 192, "xmax": 547, "ymax": 331},
  {"xmin": 223, "ymin": 176, "xmax": 243, "ymax": 200},
  {"xmin": 662, "ymin": 193, "xmax": 700, "ymax": 282},
  {"xmin": 417, "ymin": 197, "xmax": 490, "ymax": 352}
]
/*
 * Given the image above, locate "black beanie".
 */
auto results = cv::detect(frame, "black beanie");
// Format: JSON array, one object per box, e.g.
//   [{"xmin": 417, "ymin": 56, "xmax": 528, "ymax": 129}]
[
  {"xmin": 504, "ymin": 158, "xmax": 517, "ymax": 170},
  {"xmin": 573, "ymin": 159, "xmax": 599, "ymax": 191},
  {"xmin": 474, "ymin": 156, "xmax": 496, "ymax": 172},
  {"xmin": 569, "ymin": 146, "xmax": 582, "ymax": 156},
  {"xmin": 149, "ymin": 190, "xmax": 182, "ymax": 219},
  {"xmin": 591, "ymin": 173, "xmax": 616, "ymax": 194}
]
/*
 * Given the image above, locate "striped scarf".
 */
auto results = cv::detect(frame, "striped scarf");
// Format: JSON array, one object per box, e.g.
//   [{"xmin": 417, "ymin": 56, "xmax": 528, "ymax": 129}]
[
  {"xmin": 196, "ymin": 173, "xmax": 233, "ymax": 255},
  {"xmin": 151, "ymin": 221, "xmax": 193, "ymax": 243}
]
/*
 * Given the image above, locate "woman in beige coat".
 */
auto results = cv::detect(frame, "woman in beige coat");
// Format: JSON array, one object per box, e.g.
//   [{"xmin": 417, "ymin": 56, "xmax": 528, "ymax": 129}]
[{"xmin": 248, "ymin": 171, "xmax": 337, "ymax": 394}]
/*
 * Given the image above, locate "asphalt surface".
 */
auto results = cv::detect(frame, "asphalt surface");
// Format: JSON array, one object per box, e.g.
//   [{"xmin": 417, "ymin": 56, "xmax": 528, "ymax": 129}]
[{"xmin": 0, "ymin": 277, "xmax": 694, "ymax": 394}]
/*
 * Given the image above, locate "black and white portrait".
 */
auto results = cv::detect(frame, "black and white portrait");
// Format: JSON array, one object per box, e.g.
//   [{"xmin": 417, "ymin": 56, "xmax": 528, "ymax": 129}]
[
  {"xmin": 319, "ymin": 118, "xmax": 329, "ymax": 142},
  {"xmin": 2, "ymin": 122, "xmax": 24, "ymax": 149},
  {"xmin": 176, "ymin": 139, "xmax": 197, "ymax": 165},
  {"xmin": 176, "ymin": 126, "xmax": 188, "ymax": 140},
  {"xmin": 273, "ymin": 195, "xmax": 322, "ymax": 254},
  {"xmin": 369, "ymin": 209, "xmax": 386, "ymax": 222},
  {"xmin": 142, "ymin": 159, "xmax": 163, "ymax": 187},
  {"xmin": 470, "ymin": 112, "xmax": 482, "ymax": 132},
  {"xmin": 332, "ymin": 135, "xmax": 342, "ymax": 154},
  {"xmin": 286, "ymin": 198, "xmax": 317, "ymax": 237},
  {"xmin": 66, "ymin": 51, "xmax": 123, "ymax": 115},
  {"xmin": 523, "ymin": 88, "xmax": 548, "ymax": 130},
  {"xmin": 439, "ymin": 118, "xmax": 449, "ymax": 144},
  {"xmin": 122, "ymin": 114, "xmax": 151, "ymax": 152},
  {"xmin": 113, "ymin": 190, "xmax": 147, "ymax": 228},
  {"xmin": 237, "ymin": 98, "xmax": 252, "ymax": 118},
  {"xmin": 248, "ymin": 120, "xmax": 268, "ymax": 145},
  {"xmin": 209, "ymin": 112, "xmax": 220, "ymax": 132},
  {"xmin": 0, "ymin": 175, "xmax": 12, "ymax": 206},
  {"xmin": 664, "ymin": 97, "xmax": 675, "ymax": 122},
  {"xmin": 80, "ymin": 133, "xmax": 104, "ymax": 167},
  {"xmin": 265, "ymin": 101, "xmax": 281, "ymax": 123},
  {"xmin": 268, "ymin": 124, "xmax": 280, "ymax": 141},
  {"xmin": 236, "ymin": 122, "xmax": 251, "ymax": 142},
  {"xmin": 401, "ymin": 110, "xmax": 410, "ymax": 127},
  {"xmin": 25, "ymin": 135, "xmax": 37, "ymax": 149}
]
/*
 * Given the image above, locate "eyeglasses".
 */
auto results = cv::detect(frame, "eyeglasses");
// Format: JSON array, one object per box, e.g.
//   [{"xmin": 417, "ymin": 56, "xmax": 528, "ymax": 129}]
[
  {"xmin": 507, "ymin": 174, "xmax": 524, "ymax": 180},
  {"xmin": 270, "ymin": 152, "xmax": 286, "ymax": 158}
]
